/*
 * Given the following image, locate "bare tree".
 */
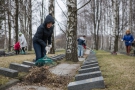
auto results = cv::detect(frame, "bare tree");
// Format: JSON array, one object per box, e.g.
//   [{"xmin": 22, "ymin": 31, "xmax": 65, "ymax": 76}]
[
  {"xmin": 15, "ymin": 0, "xmax": 19, "ymax": 42},
  {"xmin": 7, "ymin": 0, "xmax": 12, "ymax": 51},
  {"xmin": 66, "ymin": 0, "xmax": 78, "ymax": 61},
  {"xmin": 0, "ymin": 0, "xmax": 6, "ymax": 49},
  {"xmin": 111, "ymin": 0, "xmax": 120, "ymax": 52},
  {"xmin": 48, "ymin": 0, "xmax": 55, "ymax": 54},
  {"xmin": 0, "ymin": 0, "xmax": 5, "ymax": 31},
  {"xmin": 28, "ymin": 0, "xmax": 32, "ymax": 51},
  {"xmin": 93, "ymin": 0, "xmax": 102, "ymax": 50}
]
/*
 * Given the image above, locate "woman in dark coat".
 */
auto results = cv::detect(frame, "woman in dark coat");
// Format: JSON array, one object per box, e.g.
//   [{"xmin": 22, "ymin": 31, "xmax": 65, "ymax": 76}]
[
  {"xmin": 122, "ymin": 30, "xmax": 134, "ymax": 55},
  {"xmin": 33, "ymin": 14, "xmax": 54, "ymax": 61}
]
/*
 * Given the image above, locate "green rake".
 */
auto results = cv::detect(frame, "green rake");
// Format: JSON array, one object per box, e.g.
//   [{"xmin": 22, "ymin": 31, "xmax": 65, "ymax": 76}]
[{"xmin": 35, "ymin": 55, "xmax": 54, "ymax": 67}]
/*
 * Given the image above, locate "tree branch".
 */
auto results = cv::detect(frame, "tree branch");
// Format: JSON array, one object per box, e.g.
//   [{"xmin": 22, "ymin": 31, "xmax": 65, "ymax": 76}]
[{"xmin": 76, "ymin": 0, "xmax": 92, "ymax": 11}]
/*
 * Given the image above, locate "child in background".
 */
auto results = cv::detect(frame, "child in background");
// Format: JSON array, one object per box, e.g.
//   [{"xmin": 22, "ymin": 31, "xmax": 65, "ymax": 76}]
[{"xmin": 14, "ymin": 42, "xmax": 20, "ymax": 55}]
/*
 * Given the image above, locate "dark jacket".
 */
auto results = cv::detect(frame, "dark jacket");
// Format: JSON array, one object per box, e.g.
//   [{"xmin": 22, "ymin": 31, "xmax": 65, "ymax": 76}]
[
  {"xmin": 123, "ymin": 34, "xmax": 134, "ymax": 46},
  {"xmin": 77, "ymin": 37, "xmax": 86, "ymax": 46},
  {"xmin": 33, "ymin": 15, "xmax": 55, "ymax": 47}
]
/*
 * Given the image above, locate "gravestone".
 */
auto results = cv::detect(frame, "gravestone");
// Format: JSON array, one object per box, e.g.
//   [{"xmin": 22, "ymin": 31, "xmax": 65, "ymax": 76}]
[
  {"xmin": 75, "ymin": 71, "xmax": 102, "ymax": 81},
  {"xmin": 0, "ymin": 67, "xmax": 18, "ymax": 78},
  {"xmin": 22, "ymin": 61, "xmax": 35, "ymax": 66},
  {"xmin": 79, "ymin": 66, "xmax": 100, "ymax": 74},
  {"xmin": 0, "ymin": 50, "xmax": 5, "ymax": 56},
  {"xmin": 68, "ymin": 76, "xmax": 105, "ymax": 90},
  {"xmin": 9, "ymin": 63, "xmax": 31, "ymax": 72},
  {"xmin": 81, "ymin": 63, "xmax": 99, "ymax": 69},
  {"xmin": 83, "ymin": 61, "xmax": 98, "ymax": 65}
]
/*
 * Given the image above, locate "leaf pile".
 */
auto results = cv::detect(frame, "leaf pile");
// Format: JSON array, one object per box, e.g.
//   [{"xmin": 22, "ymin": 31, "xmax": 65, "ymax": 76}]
[{"xmin": 23, "ymin": 66, "xmax": 72, "ymax": 88}]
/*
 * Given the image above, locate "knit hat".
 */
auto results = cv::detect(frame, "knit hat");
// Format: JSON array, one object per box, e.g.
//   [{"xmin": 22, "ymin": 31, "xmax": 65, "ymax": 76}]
[
  {"xmin": 19, "ymin": 32, "xmax": 22, "ymax": 35},
  {"xmin": 126, "ymin": 30, "xmax": 130, "ymax": 33}
]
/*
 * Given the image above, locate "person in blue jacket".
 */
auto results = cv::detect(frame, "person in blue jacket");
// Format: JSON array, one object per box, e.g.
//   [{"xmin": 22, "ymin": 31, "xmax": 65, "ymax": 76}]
[
  {"xmin": 33, "ymin": 14, "xmax": 54, "ymax": 61},
  {"xmin": 122, "ymin": 30, "xmax": 134, "ymax": 55},
  {"xmin": 77, "ymin": 35, "xmax": 86, "ymax": 58}
]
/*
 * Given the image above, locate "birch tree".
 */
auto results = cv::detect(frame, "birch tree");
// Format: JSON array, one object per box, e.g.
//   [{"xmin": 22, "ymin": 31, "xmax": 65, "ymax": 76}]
[
  {"xmin": 66, "ymin": 0, "xmax": 78, "ymax": 61},
  {"xmin": 48, "ymin": 0, "xmax": 55, "ymax": 54},
  {"xmin": 111, "ymin": 0, "xmax": 119, "ymax": 53}
]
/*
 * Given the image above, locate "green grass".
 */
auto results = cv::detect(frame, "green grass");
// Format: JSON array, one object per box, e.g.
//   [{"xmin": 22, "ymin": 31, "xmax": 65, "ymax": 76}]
[{"xmin": 93, "ymin": 50, "xmax": 135, "ymax": 90}]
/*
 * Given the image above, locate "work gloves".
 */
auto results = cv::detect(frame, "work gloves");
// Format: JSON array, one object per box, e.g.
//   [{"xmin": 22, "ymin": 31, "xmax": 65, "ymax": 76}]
[{"xmin": 46, "ymin": 44, "xmax": 52, "ymax": 54}]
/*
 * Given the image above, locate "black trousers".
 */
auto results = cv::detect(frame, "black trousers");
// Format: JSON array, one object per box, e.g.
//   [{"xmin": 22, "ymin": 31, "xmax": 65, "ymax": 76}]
[
  {"xmin": 22, "ymin": 47, "xmax": 25, "ymax": 53},
  {"xmin": 15, "ymin": 50, "xmax": 20, "ymax": 55},
  {"xmin": 33, "ymin": 42, "xmax": 46, "ymax": 61}
]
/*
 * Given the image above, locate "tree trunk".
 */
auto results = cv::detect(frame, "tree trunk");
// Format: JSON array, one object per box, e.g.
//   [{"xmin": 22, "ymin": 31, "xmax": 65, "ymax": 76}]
[
  {"xmin": 128, "ymin": 0, "xmax": 132, "ymax": 32},
  {"xmin": 93, "ymin": 0, "xmax": 101, "ymax": 50},
  {"xmin": 15, "ymin": 0, "xmax": 19, "ymax": 42},
  {"xmin": 112, "ymin": 0, "xmax": 119, "ymax": 52},
  {"xmin": 49, "ymin": 0, "xmax": 55, "ymax": 54},
  {"xmin": 28, "ymin": 0, "xmax": 32, "ymax": 51},
  {"xmin": 41, "ymin": 0, "xmax": 44, "ymax": 24},
  {"xmin": 66, "ymin": 0, "xmax": 78, "ymax": 62},
  {"xmin": 114, "ymin": 35, "xmax": 119, "ymax": 52},
  {"xmin": 8, "ymin": 0, "xmax": 11, "ymax": 51},
  {"xmin": 4, "ymin": 12, "xmax": 7, "ymax": 50}
]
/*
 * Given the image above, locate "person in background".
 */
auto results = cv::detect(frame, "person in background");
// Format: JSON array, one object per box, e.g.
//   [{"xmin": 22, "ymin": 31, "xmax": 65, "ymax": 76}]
[
  {"xmin": 19, "ymin": 32, "xmax": 27, "ymax": 54},
  {"xmin": 14, "ymin": 42, "xmax": 20, "ymax": 55},
  {"xmin": 33, "ymin": 14, "xmax": 54, "ymax": 61},
  {"xmin": 122, "ymin": 30, "xmax": 134, "ymax": 55},
  {"xmin": 77, "ymin": 35, "xmax": 86, "ymax": 58}
]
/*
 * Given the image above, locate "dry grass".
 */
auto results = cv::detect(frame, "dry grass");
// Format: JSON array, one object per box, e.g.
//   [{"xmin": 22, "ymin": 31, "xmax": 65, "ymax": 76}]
[
  {"xmin": 0, "ymin": 54, "xmax": 35, "ymax": 68},
  {"xmin": 0, "ymin": 50, "xmax": 65, "ymax": 86},
  {"xmin": 93, "ymin": 50, "xmax": 135, "ymax": 90},
  {"xmin": 0, "ymin": 54, "xmax": 35, "ymax": 86},
  {"xmin": 1, "ymin": 49, "xmax": 135, "ymax": 90}
]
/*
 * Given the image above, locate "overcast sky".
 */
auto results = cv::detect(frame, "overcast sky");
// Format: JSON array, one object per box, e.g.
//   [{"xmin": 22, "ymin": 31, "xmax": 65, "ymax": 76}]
[{"xmin": 32, "ymin": 0, "xmax": 67, "ymax": 36}]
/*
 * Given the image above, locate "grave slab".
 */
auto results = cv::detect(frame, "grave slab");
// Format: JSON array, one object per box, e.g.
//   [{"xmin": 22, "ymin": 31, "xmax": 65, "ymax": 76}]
[
  {"xmin": 49, "ymin": 63, "xmax": 80, "ymax": 76},
  {"xmin": 85, "ymin": 58, "xmax": 97, "ymax": 61},
  {"xmin": 81, "ymin": 63, "xmax": 99, "ymax": 69},
  {"xmin": 68, "ymin": 76, "xmax": 105, "ymax": 90},
  {"xmin": 7, "ymin": 85, "xmax": 50, "ymax": 90},
  {"xmin": 50, "ymin": 55, "xmax": 63, "ymax": 61},
  {"xmin": 79, "ymin": 66, "xmax": 100, "ymax": 74},
  {"xmin": 9, "ymin": 63, "xmax": 31, "ymax": 72},
  {"xmin": 22, "ymin": 61, "xmax": 35, "ymax": 66},
  {"xmin": 75, "ymin": 71, "xmax": 101, "ymax": 81},
  {"xmin": 83, "ymin": 61, "xmax": 98, "ymax": 65},
  {"xmin": 0, "ymin": 67, "xmax": 18, "ymax": 78}
]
